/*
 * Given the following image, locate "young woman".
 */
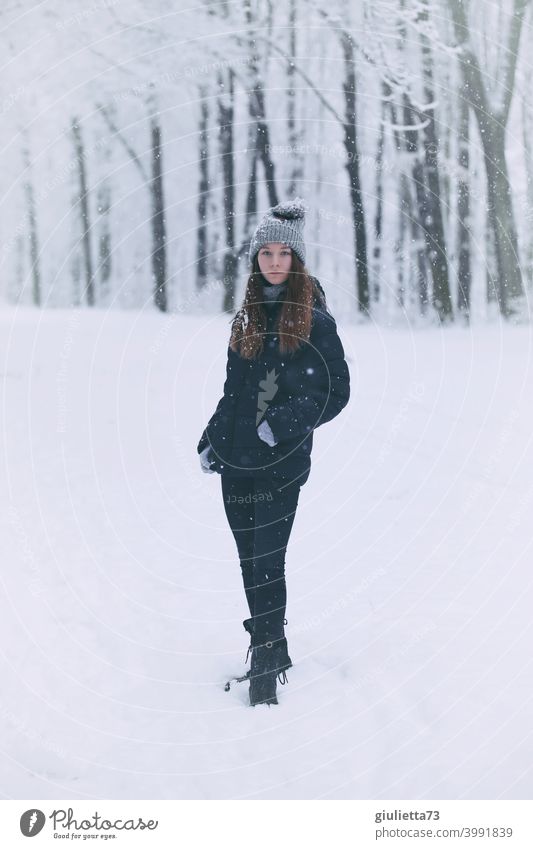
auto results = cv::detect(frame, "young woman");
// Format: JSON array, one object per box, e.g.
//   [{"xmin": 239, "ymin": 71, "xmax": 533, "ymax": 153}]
[{"xmin": 197, "ymin": 199, "xmax": 350, "ymax": 707}]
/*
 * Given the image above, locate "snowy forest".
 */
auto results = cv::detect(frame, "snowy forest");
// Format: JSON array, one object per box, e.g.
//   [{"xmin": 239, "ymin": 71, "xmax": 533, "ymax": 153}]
[
  {"xmin": 2, "ymin": 0, "xmax": 532, "ymax": 325},
  {"xmin": 3, "ymin": 0, "xmax": 533, "ymax": 803}
]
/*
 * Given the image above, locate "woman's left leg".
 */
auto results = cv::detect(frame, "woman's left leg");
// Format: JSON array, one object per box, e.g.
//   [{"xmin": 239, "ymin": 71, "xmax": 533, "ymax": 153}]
[
  {"xmin": 251, "ymin": 476, "xmax": 302, "ymax": 644},
  {"xmin": 246, "ymin": 476, "xmax": 301, "ymax": 705}
]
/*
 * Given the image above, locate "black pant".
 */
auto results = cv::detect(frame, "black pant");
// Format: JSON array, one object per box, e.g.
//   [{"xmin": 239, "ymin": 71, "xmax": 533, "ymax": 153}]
[{"xmin": 221, "ymin": 475, "xmax": 301, "ymax": 641}]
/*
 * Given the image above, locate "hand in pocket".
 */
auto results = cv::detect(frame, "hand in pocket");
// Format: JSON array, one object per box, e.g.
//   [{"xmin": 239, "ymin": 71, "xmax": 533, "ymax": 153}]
[{"xmin": 199, "ymin": 445, "xmax": 216, "ymax": 473}]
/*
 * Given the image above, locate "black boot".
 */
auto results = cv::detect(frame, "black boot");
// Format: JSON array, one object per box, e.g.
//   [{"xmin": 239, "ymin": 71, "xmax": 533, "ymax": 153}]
[
  {"xmin": 224, "ymin": 619, "xmax": 292, "ymax": 693},
  {"xmin": 249, "ymin": 627, "xmax": 294, "ymax": 706},
  {"xmin": 244, "ymin": 617, "xmax": 292, "ymax": 679},
  {"xmin": 243, "ymin": 616, "xmax": 254, "ymax": 643},
  {"xmin": 223, "ymin": 618, "xmax": 256, "ymax": 691},
  {"xmin": 240, "ymin": 617, "xmax": 255, "ymax": 682},
  {"xmin": 249, "ymin": 641, "xmax": 279, "ymax": 706},
  {"xmin": 270, "ymin": 636, "xmax": 292, "ymax": 684}
]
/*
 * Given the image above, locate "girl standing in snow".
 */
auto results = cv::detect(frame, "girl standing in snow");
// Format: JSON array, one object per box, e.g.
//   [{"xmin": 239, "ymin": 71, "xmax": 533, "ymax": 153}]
[{"xmin": 197, "ymin": 199, "xmax": 350, "ymax": 706}]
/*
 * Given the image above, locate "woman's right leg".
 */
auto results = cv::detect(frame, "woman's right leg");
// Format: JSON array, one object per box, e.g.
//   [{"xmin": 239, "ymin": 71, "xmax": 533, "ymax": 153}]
[{"xmin": 220, "ymin": 475, "xmax": 256, "ymax": 617}]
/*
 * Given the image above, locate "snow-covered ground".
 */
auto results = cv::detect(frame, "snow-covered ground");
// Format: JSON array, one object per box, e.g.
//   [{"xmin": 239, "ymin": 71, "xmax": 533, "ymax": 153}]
[{"xmin": 1, "ymin": 305, "xmax": 532, "ymax": 800}]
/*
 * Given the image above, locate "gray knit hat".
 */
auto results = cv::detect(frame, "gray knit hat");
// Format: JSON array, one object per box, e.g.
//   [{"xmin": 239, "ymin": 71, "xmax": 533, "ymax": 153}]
[{"xmin": 248, "ymin": 197, "xmax": 307, "ymax": 265}]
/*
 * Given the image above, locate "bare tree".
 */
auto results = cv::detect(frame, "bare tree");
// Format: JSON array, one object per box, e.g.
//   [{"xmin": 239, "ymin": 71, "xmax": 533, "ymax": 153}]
[
  {"xmin": 147, "ymin": 86, "xmax": 167, "ymax": 312},
  {"xmin": 456, "ymin": 92, "xmax": 471, "ymax": 319},
  {"xmin": 71, "ymin": 118, "xmax": 95, "ymax": 306},
  {"xmin": 287, "ymin": 0, "xmax": 305, "ymax": 196},
  {"xmin": 371, "ymin": 80, "xmax": 389, "ymax": 305},
  {"xmin": 417, "ymin": 0, "xmax": 453, "ymax": 321},
  {"xmin": 243, "ymin": 0, "xmax": 279, "ymax": 208},
  {"xmin": 217, "ymin": 68, "xmax": 239, "ymax": 311},
  {"xmin": 520, "ymin": 66, "xmax": 533, "ymax": 289},
  {"xmin": 97, "ymin": 90, "xmax": 168, "ymax": 312},
  {"xmin": 21, "ymin": 140, "xmax": 41, "ymax": 307},
  {"xmin": 340, "ymin": 25, "xmax": 370, "ymax": 314},
  {"xmin": 448, "ymin": 0, "xmax": 529, "ymax": 317},
  {"xmin": 96, "ymin": 140, "xmax": 113, "ymax": 302},
  {"xmin": 388, "ymin": 0, "xmax": 453, "ymax": 321},
  {"xmin": 196, "ymin": 85, "xmax": 211, "ymax": 292}
]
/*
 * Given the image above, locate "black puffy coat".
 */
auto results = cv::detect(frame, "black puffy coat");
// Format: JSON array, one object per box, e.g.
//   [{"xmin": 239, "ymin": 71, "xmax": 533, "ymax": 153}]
[{"xmin": 197, "ymin": 284, "xmax": 350, "ymax": 487}]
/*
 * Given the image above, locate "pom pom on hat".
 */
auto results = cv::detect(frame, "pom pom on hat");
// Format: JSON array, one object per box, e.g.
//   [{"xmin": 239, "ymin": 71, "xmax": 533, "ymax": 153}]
[{"xmin": 270, "ymin": 197, "xmax": 307, "ymax": 221}]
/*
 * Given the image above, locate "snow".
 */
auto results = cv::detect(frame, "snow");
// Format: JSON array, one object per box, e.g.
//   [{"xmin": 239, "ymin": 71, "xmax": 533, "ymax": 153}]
[{"xmin": 1, "ymin": 305, "xmax": 532, "ymax": 799}]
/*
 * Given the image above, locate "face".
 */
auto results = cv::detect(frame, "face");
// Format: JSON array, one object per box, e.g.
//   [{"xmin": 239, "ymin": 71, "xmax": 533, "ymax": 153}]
[{"xmin": 257, "ymin": 243, "xmax": 292, "ymax": 284}]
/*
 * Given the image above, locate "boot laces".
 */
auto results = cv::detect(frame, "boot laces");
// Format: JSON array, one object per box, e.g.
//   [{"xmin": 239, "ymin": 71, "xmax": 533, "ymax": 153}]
[{"xmin": 246, "ymin": 637, "xmax": 290, "ymax": 685}]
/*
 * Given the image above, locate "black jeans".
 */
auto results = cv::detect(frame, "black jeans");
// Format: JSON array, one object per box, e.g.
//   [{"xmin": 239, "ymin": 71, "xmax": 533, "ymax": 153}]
[{"xmin": 221, "ymin": 475, "xmax": 302, "ymax": 642}]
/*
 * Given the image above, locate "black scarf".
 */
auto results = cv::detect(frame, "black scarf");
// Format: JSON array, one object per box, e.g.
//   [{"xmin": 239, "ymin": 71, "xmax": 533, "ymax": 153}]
[{"xmin": 261, "ymin": 276, "xmax": 288, "ymax": 309}]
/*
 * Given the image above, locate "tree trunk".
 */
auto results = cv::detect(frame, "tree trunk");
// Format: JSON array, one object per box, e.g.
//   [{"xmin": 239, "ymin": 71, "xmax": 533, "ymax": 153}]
[
  {"xmin": 401, "ymin": 92, "xmax": 431, "ymax": 313},
  {"xmin": 236, "ymin": 121, "xmax": 259, "ymax": 264},
  {"xmin": 21, "ymin": 142, "xmax": 41, "ymax": 307},
  {"xmin": 521, "ymin": 70, "xmax": 533, "ymax": 289},
  {"xmin": 371, "ymin": 86, "xmax": 387, "ymax": 305},
  {"xmin": 70, "ymin": 250, "xmax": 81, "ymax": 308},
  {"xmin": 218, "ymin": 68, "xmax": 238, "ymax": 312},
  {"xmin": 96, "ymin": 141, "xmax": 112, "ymax": 301},
  {"xmin": 98, "ymin": 95, "xmax": 168, "ymax": 311},
  {"xmin": 241, "ymin": 137, "xmax": 259, "ymax": 257},
  {"xmin": 287, "ymin": 0, "xmax": 304, "ymax": 196},
  {"xmin": 148, "ymin": 96, "xmax": 167, "ymax": 312},
  {"xmin": 196, "ymin": 84, "xmax": 210, "ymax": 291},
  {"xmin": 456, "ymin": 92, "xmax": 471, "ymax": 319},
  {"xmin": 71, "ymin": 117, "xmax": 94, "ymax": 306},
  {"xmin": 447, "ymin": 0, "xmax": 527, "ymax": 316},
  {"xmin": 485, "ymin": 206, "xmax": 499, "ymax": 305},
  {"xmin": 483, "ymin": 125, "xmax": 523, "ymax": 315},
  {"xmin": 418, "ymin": 0, "xmax": 453, "ymax": 321},
  {"xmin": 397, "ymin": 174, "xmax": 410, "ymax": 310},
  {"xmin": 244, "ymin": 0, "xmax": 279, "ymax": 208},
  {"xmin": 340, "ymin": 29, "xmax": 369, "ymax": 314}
]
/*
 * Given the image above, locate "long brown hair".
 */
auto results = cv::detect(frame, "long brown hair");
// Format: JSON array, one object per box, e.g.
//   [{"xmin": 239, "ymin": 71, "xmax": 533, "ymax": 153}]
[{"xmin": 229, "ymin": 253, "xmax": 327, "ymax": 359}]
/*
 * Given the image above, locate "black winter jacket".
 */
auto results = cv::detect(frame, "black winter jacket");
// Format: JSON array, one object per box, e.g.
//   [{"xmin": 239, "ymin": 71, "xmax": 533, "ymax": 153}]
[{"xmin": 197, "ymin": 285, "xmax": 350, "ymax": 487}]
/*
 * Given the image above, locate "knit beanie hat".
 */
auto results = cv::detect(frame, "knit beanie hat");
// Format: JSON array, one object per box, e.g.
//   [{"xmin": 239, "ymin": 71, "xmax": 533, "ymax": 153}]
[{"xmin": 248, "ymin": 197, "xmax": 307, "ymax": 265}]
